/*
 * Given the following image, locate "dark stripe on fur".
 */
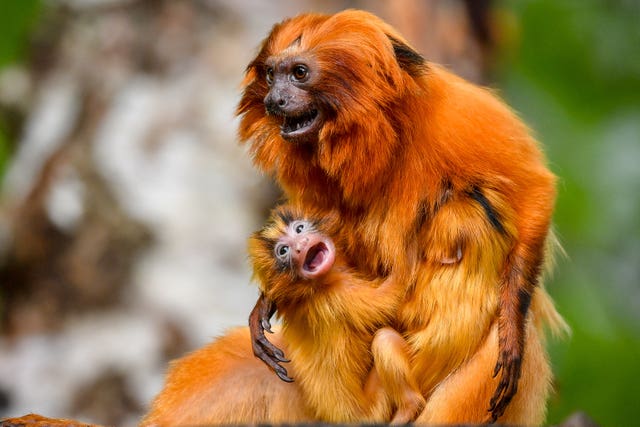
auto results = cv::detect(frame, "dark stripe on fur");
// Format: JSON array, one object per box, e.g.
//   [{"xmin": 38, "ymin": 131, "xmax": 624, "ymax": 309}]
[
  {"xmin": 276, "ymin": 207, "xmax": 294, "ymax": 227},
  {"xmin": 469, "ymin": 187, "xmax": 506, "ymax": 234},
  {"xmin": 517, "ymin": 287, "xmax": 533, "ymax": 319},
  {"xmin": 386, "ymin": 35, "xmax": 426, "ymax": 77}
]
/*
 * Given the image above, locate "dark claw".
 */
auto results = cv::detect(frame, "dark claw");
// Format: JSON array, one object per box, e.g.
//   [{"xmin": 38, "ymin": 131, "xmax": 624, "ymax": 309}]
[
  {"xmin": 249, "ymin": 293, "xmax": 293, "ymax": 382},
  {"xmin": 262, "ymin": 318, "xmax": 273, "ymax": 333},
  {"xmin": 492, "ymin": 360, "xmax": 502, "ymax": 378},
  {"xmin": 275, "ymin": 368, "xmax": 294, "ymax": 383},
  {"xmin": 484, "ymin": 411, "xmax": 498, "ymax": 425},
  {"xmin": 273, "ymin": 348, "xmax": 290, "ymax": 363},
  {"xmin": 262, "ymin": 337, "xmax": 288, "ymax": 362},
  {"xmin": 488, "ymin": 354, "xmax": 520, "ymax": 422},
  {"xmin": 256, "ymin": 335, "xmax": 289, "ymax": 362},
  {"xmin": 257, "ymin": 344, "xmax": 293, "ymax": 382}
]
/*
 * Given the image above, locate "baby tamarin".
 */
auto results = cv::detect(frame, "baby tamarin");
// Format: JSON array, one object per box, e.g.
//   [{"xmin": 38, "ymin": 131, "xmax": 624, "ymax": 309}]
[
  {"xmin": 238, "ymin": 9, "xmax": 567, "ymax": 424},
  {"xmin": 249, "ymin": 204, "xmax": 424, "ymax": 423},
  {"xmin": 141, "ymin": 205, "xmax": 424, "ymax": 425}
]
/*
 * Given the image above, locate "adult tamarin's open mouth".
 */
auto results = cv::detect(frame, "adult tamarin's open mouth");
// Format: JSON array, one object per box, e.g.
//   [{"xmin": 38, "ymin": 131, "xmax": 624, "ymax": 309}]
[
  {"xmin": 301, "ymin": 239, "xmax": 334, "ymax": 279},
  {"xmin": 280, "ymin": 109, "xmax": 319, "ymax": 140}
]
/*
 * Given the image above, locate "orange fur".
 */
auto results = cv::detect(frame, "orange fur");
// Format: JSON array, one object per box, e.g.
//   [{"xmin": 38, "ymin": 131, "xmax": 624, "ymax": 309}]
[
  {"xmin": 140, "ymin": 327, "xmax": 312, "ymax": 426},
  {"xmin": 416, "ymin": 293, "xmax": 554, "ymax": 425},
  {"xmin": 238, "ymin": 9, "xmax": 565, "ymax": 424},
  {"xmin": 249, "ymin": 205, "xmax": 424, "ymax": 423},
  {"xmin": 1, "ymin": 413, "xmax": 103, "ymax": 427}
]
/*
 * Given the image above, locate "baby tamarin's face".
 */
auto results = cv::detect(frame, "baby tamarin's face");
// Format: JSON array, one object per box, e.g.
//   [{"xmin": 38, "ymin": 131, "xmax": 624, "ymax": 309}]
[
  {"xmin": 268, "ymin": 217, "xmax": 335, "ymax": 281},
  {"xmin": 249, "ymin": 208, "xmax": 337, "ymax": 305},
  {"xmin": 249, "ymin": 206, "xmax": 336, "ymax": 308}
]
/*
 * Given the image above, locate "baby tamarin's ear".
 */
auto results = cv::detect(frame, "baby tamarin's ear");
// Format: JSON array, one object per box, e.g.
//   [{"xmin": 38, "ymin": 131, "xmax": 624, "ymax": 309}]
[{"xmin": 386, "ymin": 34, "xmax": 427, "ymax": 77}]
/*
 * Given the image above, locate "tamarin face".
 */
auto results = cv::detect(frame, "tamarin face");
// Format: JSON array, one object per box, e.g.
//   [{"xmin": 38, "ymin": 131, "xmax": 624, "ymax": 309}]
[
  {"xmin": 263, "ymin": 55, "xmax": 321, "ymax": 144},
  {"xmin": 238, "ymin": 10, "xmax": 424, "ymax": 147},
  {"xmin": 271, "ymin": 217, "xmax": 335, "ymax": 280},
  {"xmin": 249, "ymin": 207, "xmax": 337, "ymax": 303}
]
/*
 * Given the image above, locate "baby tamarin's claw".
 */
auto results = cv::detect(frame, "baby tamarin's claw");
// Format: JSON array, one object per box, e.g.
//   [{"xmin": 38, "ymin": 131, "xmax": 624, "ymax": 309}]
[
  {"xmin": 261, "ymin": 317, "xmax": 273, "ymax": 334},
  {"xmin": 249, "ymin": 293, "xmax": 293, "ymax": 382}
]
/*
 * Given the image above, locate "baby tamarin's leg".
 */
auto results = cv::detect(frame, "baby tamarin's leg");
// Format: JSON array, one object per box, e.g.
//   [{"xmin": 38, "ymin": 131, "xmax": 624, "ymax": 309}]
[
  {"xmin": 368, "ymin": 327, "xmax": 426, "ymax": 423},
  {"xmin": 140, "ymin": 327, "xmax": 311, "ymax": 426}
]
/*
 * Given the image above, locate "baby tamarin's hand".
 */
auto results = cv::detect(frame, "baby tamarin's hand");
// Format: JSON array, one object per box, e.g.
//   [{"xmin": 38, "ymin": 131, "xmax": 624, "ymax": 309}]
[{"xmin": 249, "ymin": 293, "xmax": 292, "ymax": 382}]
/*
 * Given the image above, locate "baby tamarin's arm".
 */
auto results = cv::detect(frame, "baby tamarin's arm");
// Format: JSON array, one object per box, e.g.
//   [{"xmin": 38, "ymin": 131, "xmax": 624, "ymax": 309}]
[{"xmin": 249, "ymin": 293, "xmax": 292, "ymax": 382}]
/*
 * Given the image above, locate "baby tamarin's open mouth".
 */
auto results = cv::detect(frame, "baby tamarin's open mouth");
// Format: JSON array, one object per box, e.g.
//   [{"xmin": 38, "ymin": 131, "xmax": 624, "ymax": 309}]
[
  {"xmin": 303, "ymin": 241, "xmax": 328, "ymax": 271},
  {"xmin": 301, "ymin": 239, "xmax": 334, "ymax": 279}
]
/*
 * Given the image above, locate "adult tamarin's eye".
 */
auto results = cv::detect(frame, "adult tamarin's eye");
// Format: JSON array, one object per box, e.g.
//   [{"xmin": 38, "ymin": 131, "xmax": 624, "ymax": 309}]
[
  {"xmin": 291, "ymin": 65, "xmax": 308, "ymax": 82},
  {"xmin": 266, "ymin": 67, "xmax": 274, "ymax": 85}
]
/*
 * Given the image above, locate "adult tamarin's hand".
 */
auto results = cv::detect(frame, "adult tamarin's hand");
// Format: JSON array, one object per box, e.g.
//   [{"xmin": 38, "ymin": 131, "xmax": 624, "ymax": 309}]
[{"xmin": 238, "ymin": 9, "xmax": 563, "ymax": 425}]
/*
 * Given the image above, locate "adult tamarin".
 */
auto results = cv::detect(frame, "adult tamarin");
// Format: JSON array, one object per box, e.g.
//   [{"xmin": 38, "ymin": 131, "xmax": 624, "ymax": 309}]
[
  {"xmin": 249, "ymin": 204, "xmax": 424, "ymax": 423},
  {"xmin": 141, "ymin": 205, "xmax": 424, "ymax": 425},
  {"xmin": 238, "ymin": 9, "xmax": 567, "ymax": 425}
]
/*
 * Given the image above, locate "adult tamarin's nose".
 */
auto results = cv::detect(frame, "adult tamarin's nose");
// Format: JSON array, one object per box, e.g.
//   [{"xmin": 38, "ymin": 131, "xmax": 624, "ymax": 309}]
[{"xmin": 264, "ymin": 88, "xmax": 289, "ymax": 115}]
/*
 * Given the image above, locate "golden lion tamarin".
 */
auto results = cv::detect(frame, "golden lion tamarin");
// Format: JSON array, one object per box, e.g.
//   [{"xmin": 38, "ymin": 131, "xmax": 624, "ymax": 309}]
[
  {"xmin": 141, "ymin": 205, "xmax": 424, "ymax": 425},
  {"xmin": 249, "ymin": 205, "xmax": 424, "ymax": 423},
  {"xmin": 238, "ymin": 9, "xmax": 567, "ymax": 425}
]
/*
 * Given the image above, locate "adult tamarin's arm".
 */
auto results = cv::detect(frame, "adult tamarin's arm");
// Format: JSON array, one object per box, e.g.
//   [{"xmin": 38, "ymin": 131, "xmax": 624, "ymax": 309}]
[{"xmin": 487, "ymin": 177, "xmax": 556, "ymax": 421}]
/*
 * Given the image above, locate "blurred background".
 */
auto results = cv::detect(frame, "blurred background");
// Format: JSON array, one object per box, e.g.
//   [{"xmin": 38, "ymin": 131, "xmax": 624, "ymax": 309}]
[{"xmin": 0, "ymin": 0, "xmax": 638, "ymax": 426}]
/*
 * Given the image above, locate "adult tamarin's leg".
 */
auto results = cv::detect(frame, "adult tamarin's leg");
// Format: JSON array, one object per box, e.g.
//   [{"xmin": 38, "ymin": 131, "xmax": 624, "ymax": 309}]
[
  {"xmin": 416, "ymin": 294, "xmax": 553, "ymax": 426},
  {"xmin": 140, "ymin": 327, "xmax": 311, "ymax": 426}
]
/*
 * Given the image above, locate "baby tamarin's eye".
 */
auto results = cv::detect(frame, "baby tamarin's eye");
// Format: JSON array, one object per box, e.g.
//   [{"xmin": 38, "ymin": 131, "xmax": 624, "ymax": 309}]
[
  {"xmin": 295, "ymin": 223, "xmax": 305, "ymax": 233},
  {"xmin": 275, "ymin": 244, "xmax": 290, "ymax": 260}
]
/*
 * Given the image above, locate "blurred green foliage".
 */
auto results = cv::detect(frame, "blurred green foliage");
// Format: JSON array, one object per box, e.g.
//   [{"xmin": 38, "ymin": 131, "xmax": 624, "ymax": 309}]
[
  {"xmin": 0, "ymin": 0, "xmax": 43, "ymax": 178},
  {"xmin": 0, "ymin": 0, "xmax": 42, "ymax": 67},
  {"xmin": 498, "ymin": 0, "xmax": 640, "ymax": 425}
]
